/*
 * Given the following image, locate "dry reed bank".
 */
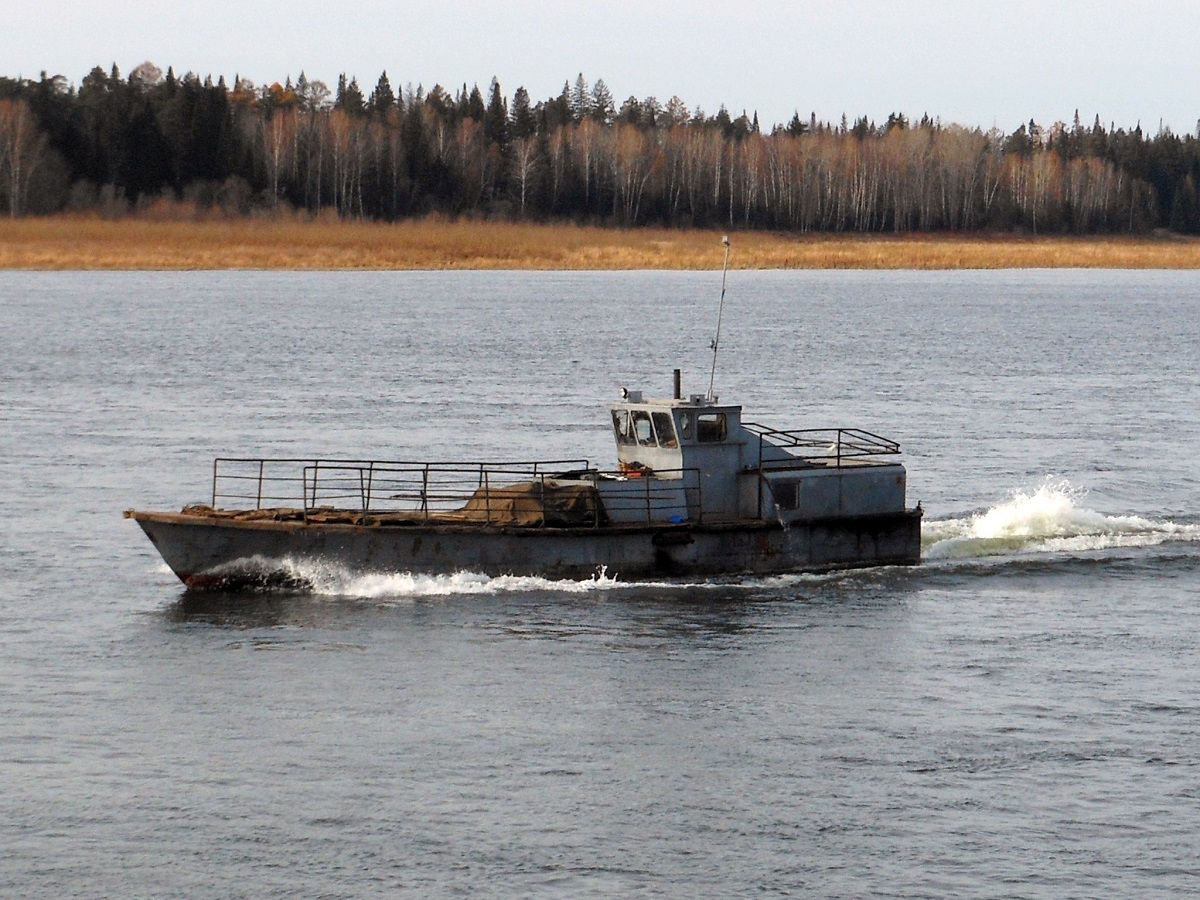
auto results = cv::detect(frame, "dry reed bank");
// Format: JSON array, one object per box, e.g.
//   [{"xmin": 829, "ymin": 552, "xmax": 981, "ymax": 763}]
[{"xmin": 2, "ymin": 216, "xmax": 1200, "ymax": 270}]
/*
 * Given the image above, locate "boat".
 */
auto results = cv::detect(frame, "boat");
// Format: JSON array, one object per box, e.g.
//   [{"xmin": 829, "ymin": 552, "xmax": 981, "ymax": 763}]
[
  {"xmin": 125, "ymin": 372, "xmax": 921, "ymax": 588},
  {"xmin": 126, "ymin": 245, "xmax": 922, "ymax": 589}
]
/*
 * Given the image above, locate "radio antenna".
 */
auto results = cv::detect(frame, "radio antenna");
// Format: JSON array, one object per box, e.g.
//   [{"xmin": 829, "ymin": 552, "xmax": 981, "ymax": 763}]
[{"xmin": 707, "ymin": 235, "xmax": 731, "ymax": 400}]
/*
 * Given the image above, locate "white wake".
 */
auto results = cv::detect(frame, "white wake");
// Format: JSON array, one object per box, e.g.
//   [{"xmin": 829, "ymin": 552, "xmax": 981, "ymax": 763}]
[{"xmin": 922, "ymin": 478, "xmax": 1200, "ymax": 561}]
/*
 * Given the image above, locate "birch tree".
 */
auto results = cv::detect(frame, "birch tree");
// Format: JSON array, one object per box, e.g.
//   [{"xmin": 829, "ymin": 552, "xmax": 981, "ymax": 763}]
[
  {"xmin": 0, "ymin": 99, "xmax": 48, "ymax": 216},
  {"xmin": 259, "ymin": 108, "xmax": 297, "ymax": 208},
  {"xmin": 510, "ymin": 135, "xmax": 540, "ymax": 216}
]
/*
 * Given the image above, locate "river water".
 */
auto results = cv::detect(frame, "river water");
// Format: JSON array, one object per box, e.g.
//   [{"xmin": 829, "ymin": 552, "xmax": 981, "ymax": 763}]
[{"xmin": 2, "ymin": 269, "xmax": 1198, "ymax": 897}]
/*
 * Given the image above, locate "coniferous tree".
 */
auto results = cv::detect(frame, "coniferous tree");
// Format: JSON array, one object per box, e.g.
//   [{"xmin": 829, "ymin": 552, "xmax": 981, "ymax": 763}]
[
  {"xmin": 662, "ymin": 96, "xmax": 688, "ymax": 127},
  {"xmin": 714, "ymin": 105, "xmax": 733, "ymax": 135},
  {"xmin": 335, "ymin": 75, "xmax": 364, "ymax": 113},
  {"xmin": 466, "ymin": 84, "xmax": 485, "ymax": 122},
  {"xmin": 590, "ymin": 79, "xmax": 614, "ymax": 125},
  {"xmin": 540, "ymin": 84, "xmax": 571, "ymax": 131},
  {"xmin": 569, "ymin": 74, "xmax": 589, "ymax": 122},
  {"xmin": 640, "ymin": 97, "xmax": 661, "ymax": 128},
  {"xmin": 510, "ymin": 86, "xmax": 535, "ymax": 139},
  {"xmin": 552, "ymin": 82, "xmax": 572, "ymax": 124},
  {"xmin": 425, "ymin": 84, "xmax": 452, "ymax": 120},
  {"xmin": 484, "ymin": 77, "xmax": 507, "ymax": 146},
  {"xmin": 370, "ymin": 71, "xmax": 396, "ymax": 116},
  {"xmin": 617, "ymin": 96, "xmax": 642, "ymax": 126}
]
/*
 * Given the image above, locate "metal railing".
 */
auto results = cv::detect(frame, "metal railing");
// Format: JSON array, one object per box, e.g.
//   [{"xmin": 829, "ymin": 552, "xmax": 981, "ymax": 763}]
[
  {"xmin": 742, "ymin": 423, "xmax": 901, "ymax": 469},
  {"xmin": 739, "ymin": 425, "xmax": 903, "ymax": 519},
  {"xmin": 213, "ymin": 457, "xmax": 585, "ymax": 509},
  {"xmin": 303, "ymin": 459, "xmax": 595, "ymax": 515},
  {"xmin": 597, "ymin": 467, "xmax": 701, "ymax": 526},
  {"xmin": 208, "ymin": 457, "xmax": 701, "ymax": 528}
]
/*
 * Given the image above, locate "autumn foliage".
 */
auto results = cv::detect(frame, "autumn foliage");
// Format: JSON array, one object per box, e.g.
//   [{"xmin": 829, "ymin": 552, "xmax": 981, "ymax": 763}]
[{"xmin": 1, "ymin": 67, "xmax": 1198, "ymax": 235}]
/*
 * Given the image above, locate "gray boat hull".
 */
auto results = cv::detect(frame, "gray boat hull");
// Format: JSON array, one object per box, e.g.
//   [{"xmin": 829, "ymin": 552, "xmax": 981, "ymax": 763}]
[{"xmin": 127, "ymin": 508, "xmax": 923, "ymax": 588}]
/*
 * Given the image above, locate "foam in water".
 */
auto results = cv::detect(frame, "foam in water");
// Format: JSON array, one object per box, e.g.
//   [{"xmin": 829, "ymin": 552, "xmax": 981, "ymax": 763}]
[
  {"xmin": 303, "ymin": 567, "xmax": 856, "ymax": 599},
  {"xmin": 311, "ymin": 566, "xmax": 629, "ymax": 599},
  {"xmin": 195, "ymin": 556, "xmax": 633, "ymax": 598},
  {"xmin": 923, "ymin": 477, "xmax": 1200, "ymax": 561},
  {"xmin": 192, "ymin": 554, "xmax": 864, "ymax": 600}
]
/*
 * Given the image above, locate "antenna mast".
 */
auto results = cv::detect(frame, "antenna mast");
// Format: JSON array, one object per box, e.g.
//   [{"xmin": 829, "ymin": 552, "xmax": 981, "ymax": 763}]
[{"xmin": 707, "ymin": 235, "xmax": 731, "ymax": 400}]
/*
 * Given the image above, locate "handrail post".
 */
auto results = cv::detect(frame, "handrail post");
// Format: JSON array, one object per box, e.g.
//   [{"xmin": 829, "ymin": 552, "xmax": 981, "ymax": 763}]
[
  {"xmin": 257, "ymin": 459, "xmax": 264, "ymax": 510},
  {"xmin": 758, "ymin": 433, "xmax": 766, "ymax": 518},
  {"xmin": 484, "ymin": 469, "xmax": 492, "ymax": 525},
  {"xmin": 212, "ymin": 458, "xmax": 219, "ymax": 508},
  {"xmin": 301, "ymin": 464, "xmax": 310, "ymax": 524}
]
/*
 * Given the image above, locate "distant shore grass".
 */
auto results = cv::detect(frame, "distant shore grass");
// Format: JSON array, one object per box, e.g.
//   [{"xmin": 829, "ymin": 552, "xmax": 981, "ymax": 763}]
[{"xmin": 2, "ymin": 214, "xmax": 1200, "ymax": 270}]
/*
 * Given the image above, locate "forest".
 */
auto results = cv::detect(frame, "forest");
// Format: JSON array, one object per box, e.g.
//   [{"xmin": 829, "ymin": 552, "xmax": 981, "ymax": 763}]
[{"xmin": 2, "ymin": 64, "xmax": 1200, "ymax": 234}]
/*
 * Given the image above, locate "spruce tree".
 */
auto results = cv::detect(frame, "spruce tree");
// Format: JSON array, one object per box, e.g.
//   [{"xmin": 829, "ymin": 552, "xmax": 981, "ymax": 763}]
[
  {"xmin": 484, "ymin": 77, "xmax": 508, "ymax": 145},
  {"xmin": 467, "ymin": 84, "xmax": 485, "ymax": 121},
  {"xmin": 510, "ymin": 86, "xmax": 535, "ymax": 139},
  {"xmin": 569, "ymin": 73, "xmax": 589, "ymax": 122},
  {"xmin": 371, "ymin": 71, "xmax": 395, "ymax": 116},
  {"xmin": 553, "ymin": 81, "xmax": 572, "ymax": 126},
  {"xmin": 641, "ymin": 96, "xmax": 661, "ymax": 128},
  {"xmin": 342, "ymin": 76, "xmax": 365, "ymax": 113},
  {"xmin": 590, "ymin": 79, "xmax": 614, "ymax": 124}
]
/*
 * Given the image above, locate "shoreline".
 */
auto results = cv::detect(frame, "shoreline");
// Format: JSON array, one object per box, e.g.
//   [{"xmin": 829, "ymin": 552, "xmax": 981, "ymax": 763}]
[{"xmin": 3, "ymin": 216, "xmax": 1200, "ymax": 270}]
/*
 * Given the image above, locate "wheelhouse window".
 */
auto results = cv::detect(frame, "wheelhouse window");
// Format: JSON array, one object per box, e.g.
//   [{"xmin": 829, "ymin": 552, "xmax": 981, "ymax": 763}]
[
  {"xmin": 612, "ymin": 409, "xmax": 636, "ymax": 446},
  {"xmin": 697, "ymin": 412, "xmax": 727, "ymax": 443},
  {"xmin": 614, "ymin": 407, "xmax": 683, "ymax": 448},
  {"xmin": 652, "ymin": 412, "xmax": 678, "ymax": 448},
  {"xmin": 632, "ymin": 410, "xmax": 656, "ymax": 446}
]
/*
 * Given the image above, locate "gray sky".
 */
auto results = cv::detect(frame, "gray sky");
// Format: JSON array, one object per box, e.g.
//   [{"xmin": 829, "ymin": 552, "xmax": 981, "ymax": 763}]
[{"xmin": 7, "ymin": 0, "xmax": 1198, "ymax": 134}]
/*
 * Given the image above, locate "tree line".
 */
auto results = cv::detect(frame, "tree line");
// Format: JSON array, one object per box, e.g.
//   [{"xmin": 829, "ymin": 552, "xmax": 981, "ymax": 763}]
[{"xmin": 2, "ymin": 64, "xmax": 1200, "ymax": 233}]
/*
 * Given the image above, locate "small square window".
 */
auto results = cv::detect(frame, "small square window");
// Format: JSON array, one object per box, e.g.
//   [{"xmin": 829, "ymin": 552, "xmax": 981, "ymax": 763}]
[{"xmin": 697, "ymin": 413, "xmax": 727, "ymax": 443}]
